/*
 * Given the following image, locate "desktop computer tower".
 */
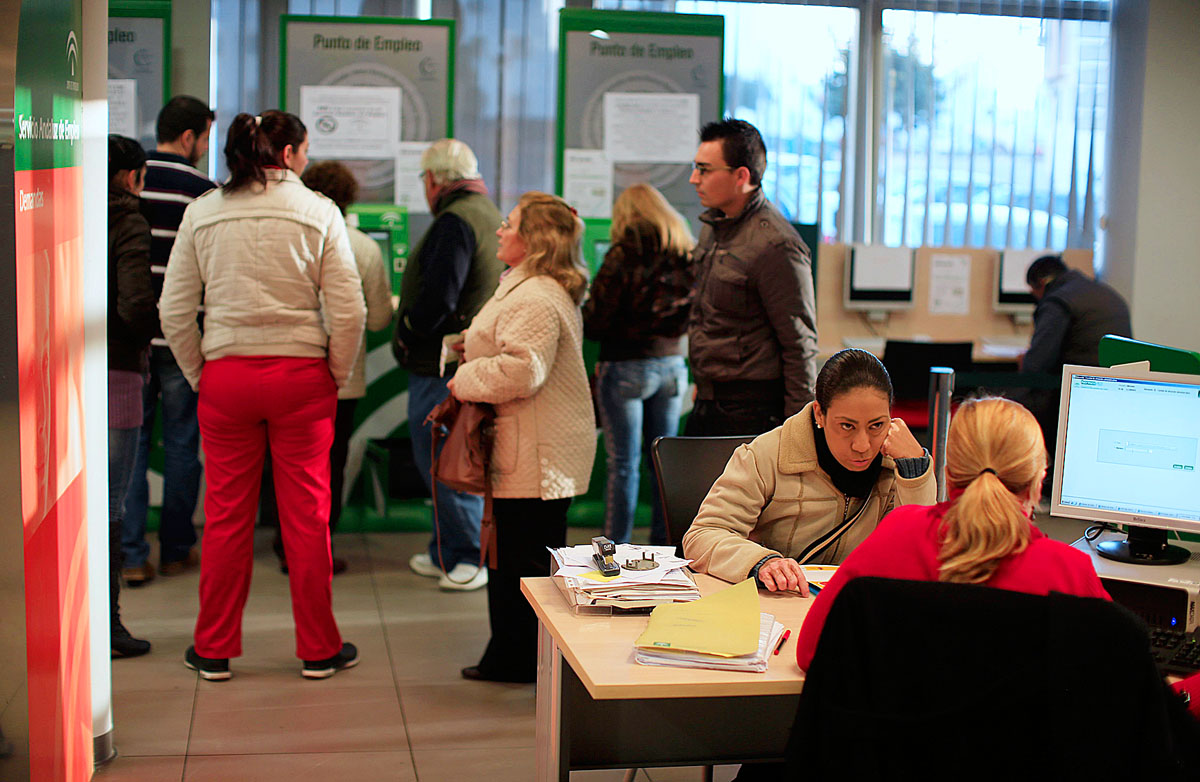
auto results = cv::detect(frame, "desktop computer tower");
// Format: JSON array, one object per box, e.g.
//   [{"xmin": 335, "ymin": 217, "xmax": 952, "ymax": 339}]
[{"xmin": 1072, "ymin": 532, "xmax": 1200, "ymax": 632}]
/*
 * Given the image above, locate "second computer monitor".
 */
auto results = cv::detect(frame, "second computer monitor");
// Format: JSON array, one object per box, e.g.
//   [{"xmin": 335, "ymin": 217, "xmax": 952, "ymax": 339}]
[
  {"xmin": 843, "ymin": 244, "xmax": 914, "ymax": 320},
  {"xmin": 993, "ymin": 248, "xmax": 1048, "ymax": 316}
]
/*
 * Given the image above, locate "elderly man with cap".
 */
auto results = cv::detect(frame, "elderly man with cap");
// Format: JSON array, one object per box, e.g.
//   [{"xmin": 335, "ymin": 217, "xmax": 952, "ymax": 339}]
[{"xmin": 393, "ymin": 139, "xmax": 504, "ymax": 591}]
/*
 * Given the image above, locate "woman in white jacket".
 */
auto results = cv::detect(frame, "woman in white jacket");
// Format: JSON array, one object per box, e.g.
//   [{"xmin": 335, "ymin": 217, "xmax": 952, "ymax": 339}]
[
  {"xmin": 160, "ymin": 110, "xmax": 366, "ymax": 681},
  {"xmin": 449, "ymin": 191, "xmax": 595, "ymax": 683}
]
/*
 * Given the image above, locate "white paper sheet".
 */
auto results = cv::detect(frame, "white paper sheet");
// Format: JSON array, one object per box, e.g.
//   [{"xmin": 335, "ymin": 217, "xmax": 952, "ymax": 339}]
[
  {"xmin": 562, "ymin": 148, "xmax": 613, "ymax": 218},
  {"xmin": 393, "ymin": 140, "xmax": 433, "ymax": 215},
  {"xmin": 603, "ymin": 92, "xmax": 699, "ymax": 163},
  {"xmin": 107, "ymin": 79, "xmax": 138, "ymax": 138},
  {"xmin": 851, "ymin": 245, "xmax": 913, "ymax": 291},
  {"xmin": 300, "ymin": 85, "xmax": 401, "ymax": 160},
  {"xmin": 929, "ymin": 253, "xmax": 972, "ymax": 315}
]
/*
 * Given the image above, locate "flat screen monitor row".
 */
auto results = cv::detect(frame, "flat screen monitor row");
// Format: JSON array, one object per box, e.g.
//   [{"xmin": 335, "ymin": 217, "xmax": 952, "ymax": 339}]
[{"xmin": 844, "ymin": 245, "xmax": 1046, "ymax": 317}]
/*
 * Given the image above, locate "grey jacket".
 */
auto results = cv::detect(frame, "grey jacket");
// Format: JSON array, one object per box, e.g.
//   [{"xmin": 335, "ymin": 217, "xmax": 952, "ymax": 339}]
[{"xmin": 687, "ymin": 189, "xmax": 818, "ymax": 415}]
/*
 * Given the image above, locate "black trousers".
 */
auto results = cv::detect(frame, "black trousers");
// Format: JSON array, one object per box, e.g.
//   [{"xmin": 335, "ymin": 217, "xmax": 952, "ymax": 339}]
[
  {"xmin": 684, "ymin": 398, "xmax": 784, "ymax": 437},
  {"xmin": 476, "ymin": 496, "xmax": 571, "ymax": 682}
]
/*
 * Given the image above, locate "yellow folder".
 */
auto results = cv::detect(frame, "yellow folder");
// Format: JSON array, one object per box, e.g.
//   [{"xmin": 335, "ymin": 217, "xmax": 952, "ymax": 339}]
[{"xmin": 633, "ymin": 578, "xmax": 760, "ymax": 657}]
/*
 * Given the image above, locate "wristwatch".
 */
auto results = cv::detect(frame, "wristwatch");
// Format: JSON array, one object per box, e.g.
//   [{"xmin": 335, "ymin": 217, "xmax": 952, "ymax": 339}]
[{"xmin": 748, "ymin": 554, "xmax": 783, "ymax": 586}]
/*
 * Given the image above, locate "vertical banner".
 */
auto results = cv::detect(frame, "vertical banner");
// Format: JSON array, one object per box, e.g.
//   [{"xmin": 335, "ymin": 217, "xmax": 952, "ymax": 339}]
[
  {"xmin": 107, "ymin": 1, "xmax": 171, "ymax": 151},
  {"xmin": 14, "ymin": 0, "xmax": 91, "ymax": 779},
  {"xmin": 556, "ymin": 9, "xmax": 724, "ymax": 225},
  {"xmin": 280, "ymin": 15, "xmax": 454, "ymax": 205}
]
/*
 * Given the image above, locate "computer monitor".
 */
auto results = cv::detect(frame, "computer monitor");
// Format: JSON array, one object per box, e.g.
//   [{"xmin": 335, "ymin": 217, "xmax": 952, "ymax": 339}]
[
  {"xmin": 993, "ymin": 248, "xmax": 1046, "ymax": 319},
  {"xmin": 843, "ymin": 244, "xmax": 914, "ymax": 321},
  {"xmin": 1051, "ymin": 363, "xmax": 1200, "ymax": 565}
]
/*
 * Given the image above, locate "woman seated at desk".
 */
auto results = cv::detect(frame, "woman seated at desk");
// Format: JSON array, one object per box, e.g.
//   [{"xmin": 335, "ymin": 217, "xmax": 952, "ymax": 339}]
[
  {"xmin": 793, "ymin": 395, "xmax": 1110, "ymax": 670},
  {"xmin": 683, "ymin": 349, "xmax": 936, "ymax": 594}
]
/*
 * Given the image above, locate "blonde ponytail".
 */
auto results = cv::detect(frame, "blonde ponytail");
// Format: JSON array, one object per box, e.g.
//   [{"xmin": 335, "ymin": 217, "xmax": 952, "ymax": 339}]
[{"xmin": 937, "ymin": 397, "xmax": 1046, "ymax": 584}]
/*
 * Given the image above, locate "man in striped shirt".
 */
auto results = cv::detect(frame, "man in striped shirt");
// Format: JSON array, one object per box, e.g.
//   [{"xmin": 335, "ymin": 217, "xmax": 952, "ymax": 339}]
[{"xmin": 122, "ymin": 96, "xmax": 217, "ymax": 586}]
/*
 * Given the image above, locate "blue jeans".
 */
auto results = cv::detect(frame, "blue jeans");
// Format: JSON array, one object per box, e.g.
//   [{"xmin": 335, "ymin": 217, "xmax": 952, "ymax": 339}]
[
  {"xmin": 409, "ymin": 373, "xmax": 484, "ymax": 570},
  {"xmin": 596, "ymin": 356, "xmax": 688, "ymax": 545},
  {"xmin": 122, "ymin": 346, "xmax": 201, "ymax": 567},
  {"xmin": 109, "ymin": 426, "xmax": 140, "ymax": 619}
]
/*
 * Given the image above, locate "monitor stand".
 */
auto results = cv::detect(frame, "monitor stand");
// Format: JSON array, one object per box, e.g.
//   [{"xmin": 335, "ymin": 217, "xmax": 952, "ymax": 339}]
[{"xmin": 1096, "ymin": 526, "xmax": 1190, "ymax": 566}]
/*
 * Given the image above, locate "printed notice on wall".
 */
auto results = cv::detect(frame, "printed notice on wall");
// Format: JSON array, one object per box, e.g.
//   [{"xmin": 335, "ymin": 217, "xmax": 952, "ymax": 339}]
[
  {"xmin": 107, "ymin": 79, "xmax": 138, "ymax": 138},
  {"xmin": 929, "ymin": 253, "xmax": 971, "ymax": 315},
  {"xmin": 563, "ymin": 149, "xmax": 613, "ymax": 218},
  {"xmin": 603, "ymin": 92, "xmax": 698, "ymax": 163},
  {"xmin": 393, "ymin": 140, "xmax": 433, "ymax": 215},
  {"xmin": 300, "ymin": 85, "xmax": 401, "ymax": 159}
]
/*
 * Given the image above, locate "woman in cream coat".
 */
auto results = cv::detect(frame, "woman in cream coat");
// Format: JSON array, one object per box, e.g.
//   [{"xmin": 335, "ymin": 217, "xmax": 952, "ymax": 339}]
[
  {"xmin": 448, "ymin": 191, "xmax": 595, "ymax": 683},
  {"xmin": 683, "ymin": 349, "xmax": 936, "ymax": 594}
]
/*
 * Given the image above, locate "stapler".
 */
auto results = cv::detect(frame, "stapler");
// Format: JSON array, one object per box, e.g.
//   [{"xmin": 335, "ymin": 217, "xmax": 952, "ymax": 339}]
[{"xmin": 590, "ymin": 536, "xmax": 621, "ymax": 577}]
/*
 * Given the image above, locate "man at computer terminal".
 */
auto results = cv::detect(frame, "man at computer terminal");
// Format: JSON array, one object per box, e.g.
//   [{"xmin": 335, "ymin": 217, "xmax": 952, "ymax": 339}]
[
  {"xmin": 1020, "ymin": 254, "xmax": 1132, "ymax": 474},
  {"xmin": 684, "ymin": 119, "xmax": 817, "ymax": 436}
]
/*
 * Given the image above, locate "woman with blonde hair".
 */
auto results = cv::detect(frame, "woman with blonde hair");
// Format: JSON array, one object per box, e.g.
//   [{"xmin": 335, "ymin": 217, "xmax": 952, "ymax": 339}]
[
  {"xmin": 583, "ymin": 183, "xmax": 695, "ymax": 544},
  {"xmin": 794, "ymin": 396, "xmax": 1109, "ymax": 671},
  {"xmin": 448, "ymin": 191, "xmax": 595, "ymax": 682}
]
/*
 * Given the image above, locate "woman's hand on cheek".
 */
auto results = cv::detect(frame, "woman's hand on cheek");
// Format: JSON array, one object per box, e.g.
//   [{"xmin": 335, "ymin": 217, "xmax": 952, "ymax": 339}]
[
  {"xmin": 757, "ymin": 557, "xmax": 811, "ymax": 597},
  {"xmin": 881, "ymin": 418, "xmax": 924, "ymax": 460}
]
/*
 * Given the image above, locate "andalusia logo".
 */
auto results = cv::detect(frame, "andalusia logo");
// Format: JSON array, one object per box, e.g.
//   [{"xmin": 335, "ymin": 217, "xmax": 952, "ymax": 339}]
[{"xmin": 66, "ymin": 30, "xmax": 78, "ymax": 76}]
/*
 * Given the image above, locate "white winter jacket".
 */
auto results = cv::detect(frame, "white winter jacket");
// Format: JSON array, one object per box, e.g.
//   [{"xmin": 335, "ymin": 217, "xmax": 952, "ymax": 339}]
[
  {"xmin": 451, "ymin": 266, "xmax": 596, "ymax": 500},
  {"xmin": 160, "ymin": 168, "xmax": 366, "ymax": 390}
]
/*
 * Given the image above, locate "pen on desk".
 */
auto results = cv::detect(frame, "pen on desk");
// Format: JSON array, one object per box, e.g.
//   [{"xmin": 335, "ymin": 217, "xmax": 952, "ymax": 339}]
[{"xmin": 773, "ymin": 629, "xmax": 791, "ymax": 656}]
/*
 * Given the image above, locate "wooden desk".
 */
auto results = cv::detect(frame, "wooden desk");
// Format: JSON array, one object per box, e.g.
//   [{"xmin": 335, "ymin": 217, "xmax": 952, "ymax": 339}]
[{"xmin": 522, "ymin": 574, "xmax": 815, "ymax": 781}]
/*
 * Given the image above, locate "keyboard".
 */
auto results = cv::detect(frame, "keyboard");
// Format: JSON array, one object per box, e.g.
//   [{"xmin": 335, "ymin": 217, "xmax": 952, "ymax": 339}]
[{"xmin": 1149, "ymin": 627, "xmax": 1200, "ymax": 677}]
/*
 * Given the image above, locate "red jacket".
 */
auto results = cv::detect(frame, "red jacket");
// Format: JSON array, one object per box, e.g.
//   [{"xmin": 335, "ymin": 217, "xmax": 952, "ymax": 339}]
[{"xmin": 794, "ymin": 502, "xmax": 1110, "ymax": 671}]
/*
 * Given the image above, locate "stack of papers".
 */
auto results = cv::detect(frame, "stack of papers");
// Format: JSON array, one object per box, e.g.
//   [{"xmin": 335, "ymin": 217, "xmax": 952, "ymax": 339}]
[
  {"xmin": 633, "ymin": 579, "xmax": 785, "ymax": 673},
  {"xmin": 549, "ymin": 544, "xmax": 701, "ymax": 611}
]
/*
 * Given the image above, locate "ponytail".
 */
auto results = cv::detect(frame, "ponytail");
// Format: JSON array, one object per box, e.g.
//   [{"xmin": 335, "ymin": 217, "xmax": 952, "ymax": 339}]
[
  {"xmin": 223, "ymin": 110, "xmax": 306, "ymax": 193},
  {"xmin": 937, "ymin": 397, "xmax": 1046, "ymax": 584}
]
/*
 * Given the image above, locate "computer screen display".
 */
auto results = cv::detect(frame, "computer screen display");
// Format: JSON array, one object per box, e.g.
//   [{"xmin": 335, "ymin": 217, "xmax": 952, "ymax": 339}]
[
  {"xmin": 1051, "ymin": 364, "xmax": 1200, "ymax": 542},
  {"xmin": 843, "ymin": 244, "xmax": 914, "ymax": 313},
  {"xmin": 993, "ymin": 248, "xmax": 1043, "ymax": 313}
]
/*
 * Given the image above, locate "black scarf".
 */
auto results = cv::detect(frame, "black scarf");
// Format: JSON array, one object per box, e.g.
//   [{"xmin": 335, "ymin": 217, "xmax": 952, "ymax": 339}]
[{"xmin": 813, "ymin": 419, "xmax": 883, "ymax": 499}]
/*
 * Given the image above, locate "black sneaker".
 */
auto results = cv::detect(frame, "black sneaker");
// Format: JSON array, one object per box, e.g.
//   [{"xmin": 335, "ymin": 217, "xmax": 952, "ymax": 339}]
[
  {"xmin": 184, "ymin": 645, "xmax": 231, "ymax": 681},
  {"xmin": 301, "ymin": 642, "xmax": 359, "ymax": 679},
  {"xmin": 111, "ymin": 622, "xmax": 151, "ymax": 659}
]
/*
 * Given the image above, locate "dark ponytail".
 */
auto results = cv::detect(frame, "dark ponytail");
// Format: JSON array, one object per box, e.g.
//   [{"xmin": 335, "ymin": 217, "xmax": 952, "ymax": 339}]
[
  {"xmin": 223, "ymin": 110, "xmax": 307, "ymax": 193},
  {"xmin": 108, "ymin": 134, "xmax": 146, "ymax": 184},
  {"xmin": 814, "ymin": 348, "xmax": 894, "ymax": 411}
]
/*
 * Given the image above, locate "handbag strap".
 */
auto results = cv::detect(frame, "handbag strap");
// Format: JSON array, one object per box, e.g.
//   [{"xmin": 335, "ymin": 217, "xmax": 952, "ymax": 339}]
[
  {"xmin": 428, "ymin": 399, "xmax": 498, "ymax": 580},
  {"xmin": 794, "ymin": 491, "xmax": 875, "ymax": 566}
]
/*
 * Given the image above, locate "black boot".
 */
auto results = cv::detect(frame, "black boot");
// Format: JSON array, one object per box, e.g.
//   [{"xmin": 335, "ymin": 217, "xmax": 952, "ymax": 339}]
[{"xmin": 111, "ymin": 620, "xmax": 151, "ymax": 659}]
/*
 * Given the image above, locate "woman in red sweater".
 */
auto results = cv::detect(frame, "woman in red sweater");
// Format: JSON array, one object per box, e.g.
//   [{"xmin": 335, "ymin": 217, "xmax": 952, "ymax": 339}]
[
  {"xmin": 794, "ymin": 395, "xmax": 1200, "ymax": 718},
  {"xmin": 795, "ymin": 395, "xmax": 1107, "ymax": 671}
]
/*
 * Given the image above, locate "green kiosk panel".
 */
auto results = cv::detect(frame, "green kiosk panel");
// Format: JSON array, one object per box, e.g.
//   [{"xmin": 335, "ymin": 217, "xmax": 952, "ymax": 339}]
[{"xmin": 348, "ymin": 204, "xmax": 410, "ymax": 295}]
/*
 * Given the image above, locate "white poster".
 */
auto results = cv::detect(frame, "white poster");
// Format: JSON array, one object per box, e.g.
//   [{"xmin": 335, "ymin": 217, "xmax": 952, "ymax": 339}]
[
  {"xmin": 393, "ymin": 141, "xmax": 433, "ymax": 216},
  {"xmin": 563, "ymin": 149, "xmax": 613, "ymax": 219},
  {"xmin": 929, "ymin": 253, "xmax": 972, "ymax": 315},
  {"xmin": 107, "ymin": 79, "xmax": 138, "ymax": 139},
  {"xmin": 300, "ymin": 85, "xmax": 401, "ymax": 160},
  {"xmin": 603, "ymin": 92, "xmax": 699, "ymax": 163}
]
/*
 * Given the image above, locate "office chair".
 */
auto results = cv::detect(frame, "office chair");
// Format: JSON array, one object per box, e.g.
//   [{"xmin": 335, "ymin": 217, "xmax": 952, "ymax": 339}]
[
  {"xmin": 880, "ymin": 340, "xmax": 974, "ymax": 433},
  {"xmin": 650, "ymin": 435, "xmax": 756, "ymax": 559},
  {"xmin": 787, "ymin": 577, "xmax": 1200, "ymax": 780}
]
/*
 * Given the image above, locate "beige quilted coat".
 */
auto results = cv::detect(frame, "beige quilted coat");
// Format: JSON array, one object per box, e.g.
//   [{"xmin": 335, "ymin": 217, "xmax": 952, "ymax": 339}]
[{"xmin": 452, "ymin": 266, "xmax": 596, "ymax": 499}]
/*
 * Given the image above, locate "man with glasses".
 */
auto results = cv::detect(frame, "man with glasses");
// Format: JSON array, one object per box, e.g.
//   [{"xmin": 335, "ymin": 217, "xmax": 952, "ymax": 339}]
[
  {"xmin": 685, "ymin": 119, "xmax": 817, "ymax": 436},
  {"xmin": 393, "ymin": 139, "xmax": 503, "ymax": 591}
]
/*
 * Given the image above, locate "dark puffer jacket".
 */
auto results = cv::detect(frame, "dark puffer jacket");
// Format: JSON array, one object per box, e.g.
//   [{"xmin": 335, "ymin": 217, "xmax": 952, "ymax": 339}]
[{"xmin": 108, "ymin": 185, "xmax": 158, "ymax": 372}]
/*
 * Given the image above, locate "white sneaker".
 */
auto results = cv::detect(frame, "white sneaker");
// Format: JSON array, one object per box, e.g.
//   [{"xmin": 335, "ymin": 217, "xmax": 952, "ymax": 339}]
[
  {"xmin": 409, "ymin": 552, "xmax": 443, "ymax": 578},
  {"xmin": 438, "ymin": 562, "xmax": 488, "ymax": 592}
]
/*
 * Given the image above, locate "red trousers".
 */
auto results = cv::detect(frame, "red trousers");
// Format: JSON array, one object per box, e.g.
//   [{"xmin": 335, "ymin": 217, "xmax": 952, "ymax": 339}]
[{"xmin": 194, "ymin": 356, "xmax": 342, "ymax": 660}]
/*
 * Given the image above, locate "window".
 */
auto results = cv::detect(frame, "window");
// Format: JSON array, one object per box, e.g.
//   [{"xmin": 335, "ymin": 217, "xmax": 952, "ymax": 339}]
[{"xmin": 876, "ymin": 10, "xmax": 1110, "ymax": 250}]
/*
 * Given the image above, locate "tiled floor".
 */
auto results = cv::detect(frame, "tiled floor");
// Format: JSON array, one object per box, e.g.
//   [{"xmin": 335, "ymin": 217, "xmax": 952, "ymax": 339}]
[{"xmin": 95, "ymin": 529, "xmax": 742, "ymax": 781}]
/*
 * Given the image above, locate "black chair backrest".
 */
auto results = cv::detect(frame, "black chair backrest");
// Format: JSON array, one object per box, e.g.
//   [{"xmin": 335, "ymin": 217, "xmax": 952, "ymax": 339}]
[
  {"xmin": 881, "ymin": 339, "xmax": 974, "ymax": 400},
  {"xmin": 788, "ymin": 576, "xmax": 1200, "ymax": 779},
  {"xmin": 650, "ymin": 435, "xmax": 755, "ymax": 558}
]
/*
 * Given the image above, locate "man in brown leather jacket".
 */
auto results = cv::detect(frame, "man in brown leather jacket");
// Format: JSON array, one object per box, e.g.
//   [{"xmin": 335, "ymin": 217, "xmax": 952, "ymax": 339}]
[{"xmin": 684, "ymin": 119, "xmax": 818, "ymax": 436}]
